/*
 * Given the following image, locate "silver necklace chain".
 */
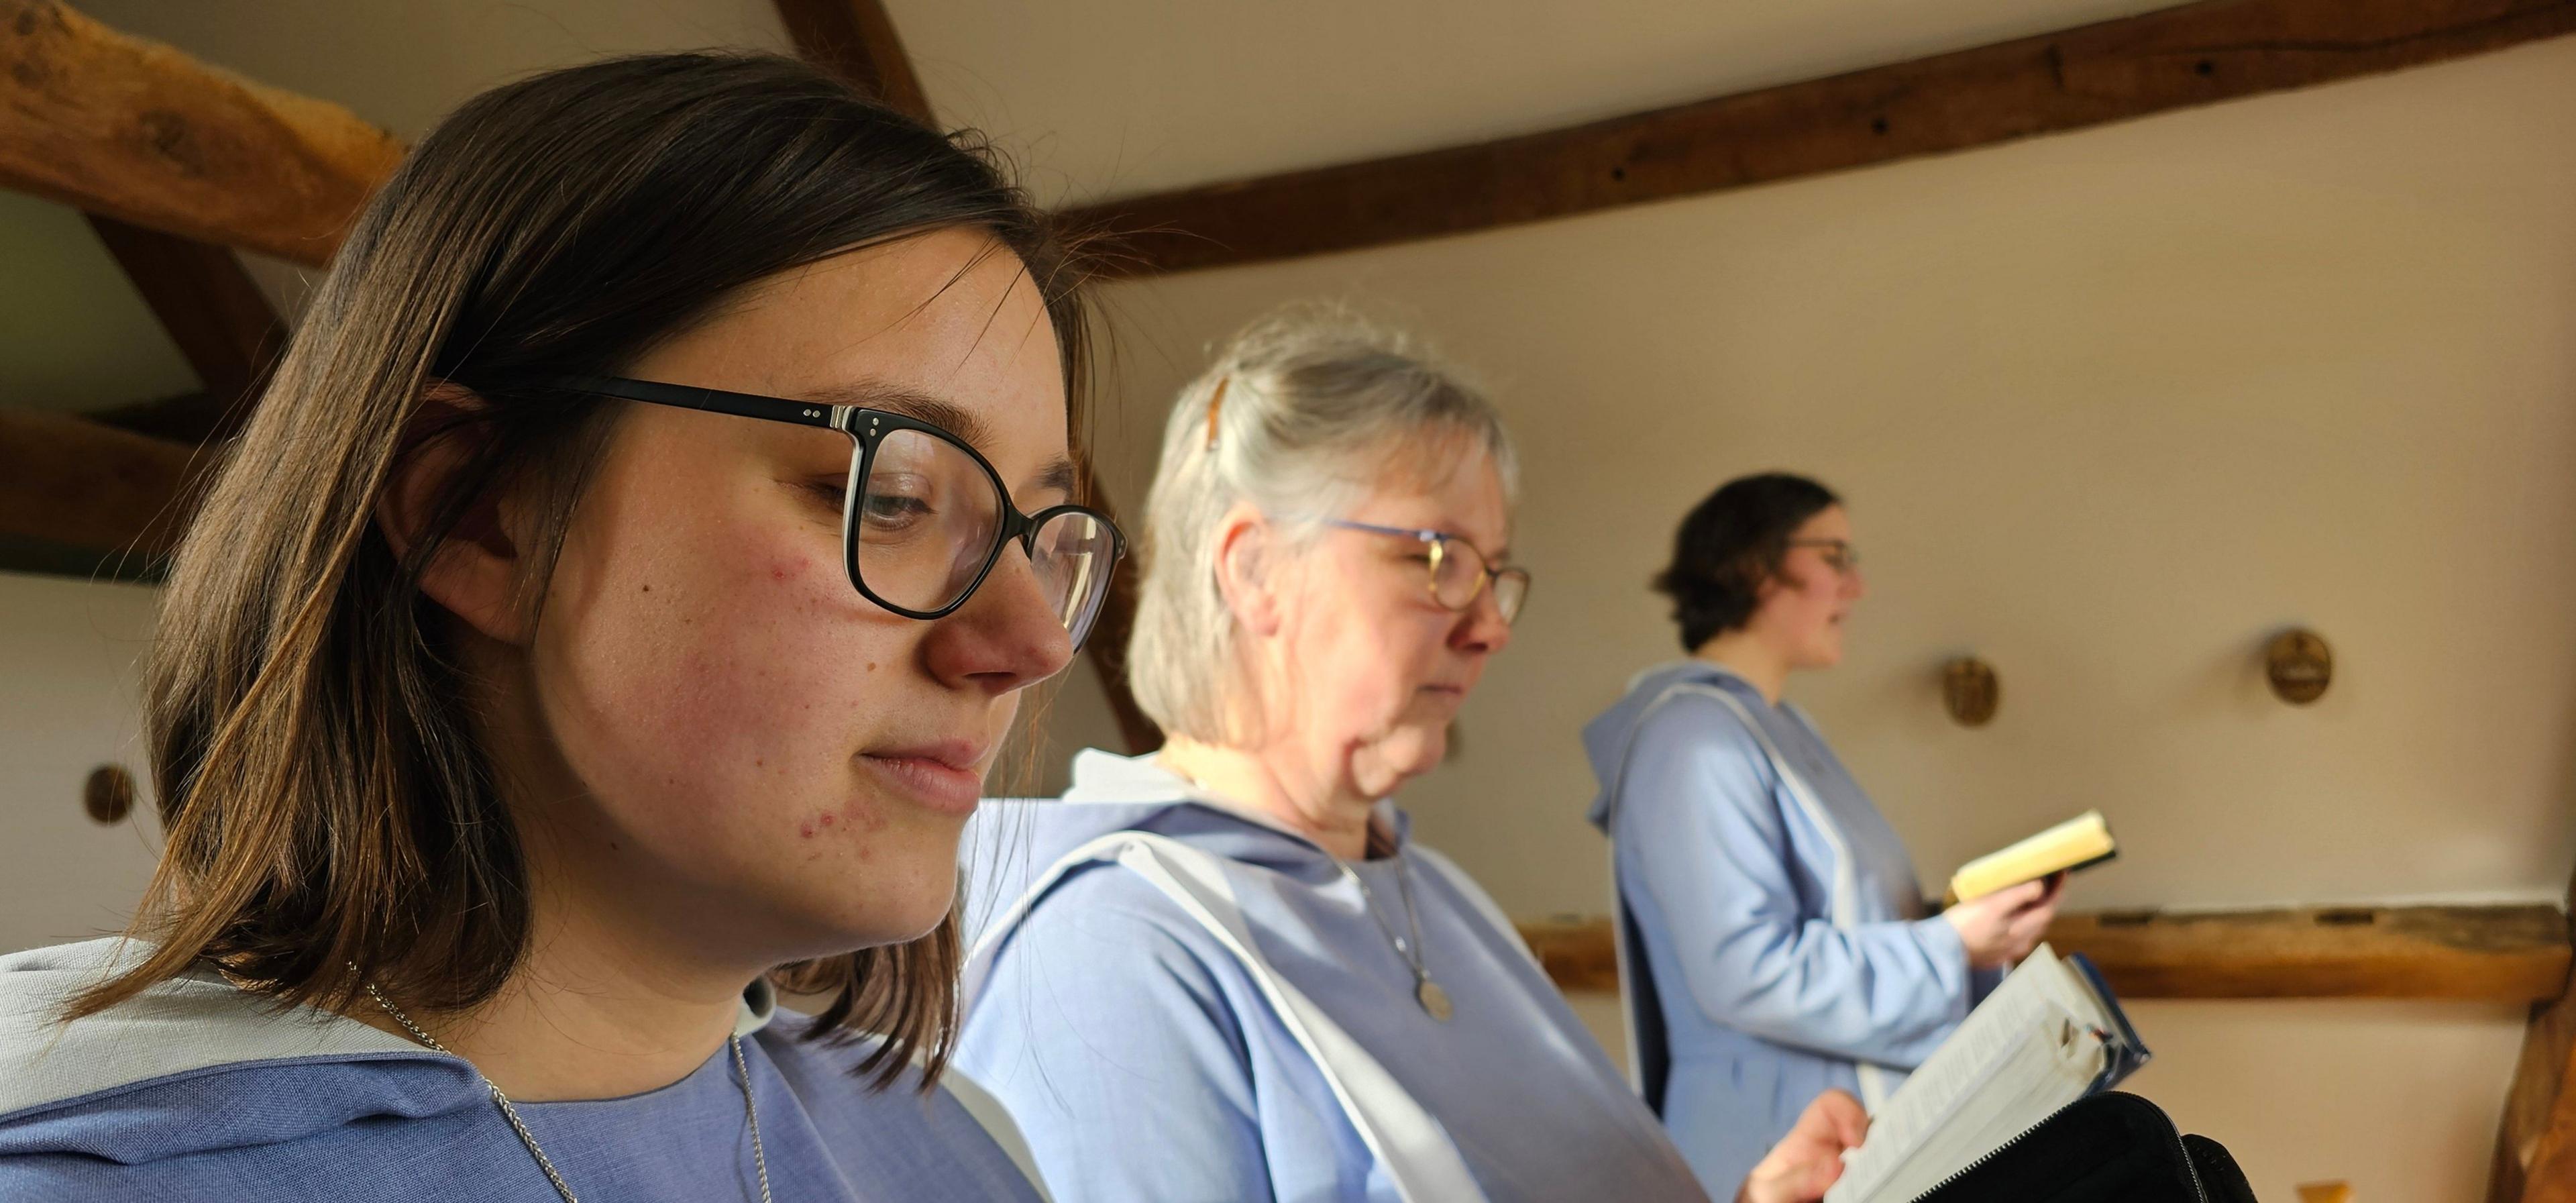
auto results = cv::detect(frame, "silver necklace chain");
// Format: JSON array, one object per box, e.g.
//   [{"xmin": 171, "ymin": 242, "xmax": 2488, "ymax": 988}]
[
  {"xmin": 362, "ymin": 982, "xmax": 773, "ymax": 1203},
  {"xmin": 1340, "ymin": 848, "xmax": 1452, "ymax": 1021}
]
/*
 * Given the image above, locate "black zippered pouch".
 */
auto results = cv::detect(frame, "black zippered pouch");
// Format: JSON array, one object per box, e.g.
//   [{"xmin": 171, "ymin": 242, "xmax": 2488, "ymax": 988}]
[{"xmin": 1910, "ymin": 1092, "xmax": 2259, "ymax": 1202}]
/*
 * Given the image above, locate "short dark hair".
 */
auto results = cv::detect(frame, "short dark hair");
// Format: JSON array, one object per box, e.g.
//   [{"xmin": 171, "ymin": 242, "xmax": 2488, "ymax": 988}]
[
  {"xmin": 76, "ymin": 52, "xmax": 1089, "ymax": 1092},
  {"xmin": 1652, "ymin": 472, "xmax": 1842, "ymax": 650}
]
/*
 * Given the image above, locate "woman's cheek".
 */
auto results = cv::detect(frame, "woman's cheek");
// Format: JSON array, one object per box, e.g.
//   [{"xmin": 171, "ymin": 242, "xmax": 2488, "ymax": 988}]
[{"xmin": 593, "ymin": 545, "xmax": 873, "ymax": 815}]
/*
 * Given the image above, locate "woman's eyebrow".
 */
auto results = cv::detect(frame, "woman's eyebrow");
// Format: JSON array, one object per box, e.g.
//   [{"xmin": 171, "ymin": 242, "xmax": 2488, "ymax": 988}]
[
  {"xmin": 805, "ymin": 379, "xmax": 1077, "ymax": 506},
  {"xmin": 1031, "ymin": 458, "xmax": 1077, "ymax": 501},
  {"xmin": 802, "ymin": 380, "xmax": 995, "ymax": 452}
]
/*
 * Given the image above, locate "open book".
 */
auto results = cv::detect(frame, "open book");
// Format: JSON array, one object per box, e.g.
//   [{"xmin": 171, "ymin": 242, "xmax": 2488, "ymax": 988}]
[
  {"xmin": 1944, "ymin": 810, "xmax": 2116, "ymax": 905},
  {"xmin": 1821, "ymin": 944, "xmax": 2150, "ymax": 1203}
]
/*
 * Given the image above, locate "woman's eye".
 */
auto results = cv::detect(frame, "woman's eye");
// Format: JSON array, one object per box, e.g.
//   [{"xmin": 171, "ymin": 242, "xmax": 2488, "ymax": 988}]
[{"xmin": 861, "ymin": 492, "xmax": 933, "ymax": 527}]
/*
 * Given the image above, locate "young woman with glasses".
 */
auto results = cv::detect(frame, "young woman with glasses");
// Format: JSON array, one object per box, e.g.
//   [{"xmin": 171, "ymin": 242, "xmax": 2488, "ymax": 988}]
[
  {"xmin": 951, "ymin": 314, "xmax": 1866, "ymax": 1203},
  {"xmin": 0, "ymin": 54, "xmax": 1116, "ymax": 1202},
  {"xmin": 1585, "ymin": 473, "xmax": 2066, "ymax": 1196}
]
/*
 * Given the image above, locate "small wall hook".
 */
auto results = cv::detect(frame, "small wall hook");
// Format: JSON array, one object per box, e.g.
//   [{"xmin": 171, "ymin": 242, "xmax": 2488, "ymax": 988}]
[
  {"xmin": 2265, "ymin": 629, "xmax": 2333, "ymax": 704},
  {"xmin": 1942, "ymin": 656, "xmax": 2000, "ymax": 727},
  {"xmin": 83, "ymin": 764, "xmax": 136, "ymax": 825}
]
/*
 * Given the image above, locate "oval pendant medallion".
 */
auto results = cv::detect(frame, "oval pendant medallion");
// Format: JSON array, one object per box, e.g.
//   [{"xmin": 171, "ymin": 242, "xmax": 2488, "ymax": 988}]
[{"xmin": 1417, "ymin": 978, "xmax": 1453, "ymax": 1023}]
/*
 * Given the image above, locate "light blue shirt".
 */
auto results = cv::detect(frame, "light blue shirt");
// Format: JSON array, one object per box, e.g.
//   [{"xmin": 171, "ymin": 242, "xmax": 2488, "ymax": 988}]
[
  {"xmin": 1584, "ymin": 662, "xmax": 1989, "ymax": 1197},
  {"xmin": 0, "ymin": 938, "xmax": 1046, "ymax": 1202},
  {"xmin": 958, "ymin": 750, "xmax": 1707, "ymax": 1202}
]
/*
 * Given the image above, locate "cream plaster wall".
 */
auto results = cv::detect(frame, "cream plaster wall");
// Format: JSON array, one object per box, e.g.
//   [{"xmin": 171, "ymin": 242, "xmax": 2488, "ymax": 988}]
[
  {"xmin": 0, "ymin": 574, "xmax": 162, "ymax": 954},
  {"xmin": 1050, "ymin": 39, "xmax": 2576, "ymax": 1200},
  {"xmin": 7, "ymin": 3, "xmax": 2571, "ymax": 1192}
]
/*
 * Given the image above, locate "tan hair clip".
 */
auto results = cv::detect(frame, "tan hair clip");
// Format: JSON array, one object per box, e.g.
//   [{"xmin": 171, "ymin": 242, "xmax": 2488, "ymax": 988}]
[{"xmin": 1203, "ymin": 375, "xmax": 1231, "ymax": 451}]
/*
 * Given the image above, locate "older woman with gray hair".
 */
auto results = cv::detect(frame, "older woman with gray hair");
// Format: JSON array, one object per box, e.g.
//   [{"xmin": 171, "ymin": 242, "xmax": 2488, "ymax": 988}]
[{"xmin": 954, "ymin": 311, "xmax": 1863, "ymax": 1203}]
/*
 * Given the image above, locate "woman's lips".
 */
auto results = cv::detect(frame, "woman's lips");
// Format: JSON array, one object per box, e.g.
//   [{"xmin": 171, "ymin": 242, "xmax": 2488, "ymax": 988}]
[{"xmin": 858, "ymin": 745, "xmax": 985, "ymax": 815}]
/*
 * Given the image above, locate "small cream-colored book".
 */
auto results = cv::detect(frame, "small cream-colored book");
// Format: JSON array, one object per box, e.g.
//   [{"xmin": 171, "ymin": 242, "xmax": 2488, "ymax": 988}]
[{"xmin": 1944, "ymin": 811, "xmax": 2116, "ymax": 906}]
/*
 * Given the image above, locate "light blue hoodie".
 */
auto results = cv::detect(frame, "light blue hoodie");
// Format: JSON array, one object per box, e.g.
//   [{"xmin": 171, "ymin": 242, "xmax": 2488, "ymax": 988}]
[
  {"xmin": 956, "ymin": 749, "xmax": 1707, "ymax": 1202},
  {"xmin": 1584, "ymin": 661, "xmax": 1992, "ymax": 1198},
  {"xmin": 0, "ymin": 937, "xmax": 1046, "ymax": 1201}
]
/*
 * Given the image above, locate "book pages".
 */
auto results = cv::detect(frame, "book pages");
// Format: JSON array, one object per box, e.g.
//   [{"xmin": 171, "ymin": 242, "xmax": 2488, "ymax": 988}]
[{"xmin": 1823, "ymin": 946, "xmax": 2114, "ymax": 1203}]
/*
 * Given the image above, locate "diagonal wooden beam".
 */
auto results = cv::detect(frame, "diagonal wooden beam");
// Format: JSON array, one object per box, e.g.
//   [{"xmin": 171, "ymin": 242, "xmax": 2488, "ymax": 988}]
[
  {"xmin": 85, "ymin": 215, "xmax": 286, "ymax": 445},
  {"xmin": 2490, "ymin": 864, "xmax": 2576, "ymax": 1201},
  {"xmin": 774, "ymin": 0, "xmax": 1161, "ymax": 753},
  {"xmin": 770, "ymin": 0, "xmax": 934, "ymax": 123},
  {"xmin": 2499, "ymin": 991, "xmax": 2576, "ymax": 1201},
  {"xmin": 0, "ymin": 0, "xmax": 404, "ymax": 266},
  {"xmin": 1067, "ymin": 0, "xmax": 2576, "ymax": 278}
]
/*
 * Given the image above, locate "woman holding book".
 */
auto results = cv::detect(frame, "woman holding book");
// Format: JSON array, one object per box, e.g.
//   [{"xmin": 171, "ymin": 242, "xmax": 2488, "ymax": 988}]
[
  {"xmin": 1585, "ymin": 473, "xmax": 2066, "ymax": 1197},
  {"xmin": 954, "ymin": 316, "xmax": 1864, "ymax": 1202}
]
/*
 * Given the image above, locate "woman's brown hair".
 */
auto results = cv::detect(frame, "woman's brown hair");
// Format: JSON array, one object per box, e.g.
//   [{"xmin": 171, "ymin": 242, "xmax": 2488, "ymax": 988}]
[{"xmin": 68, "ymin": 52, "xmax": 1091, "ymax": 1089}]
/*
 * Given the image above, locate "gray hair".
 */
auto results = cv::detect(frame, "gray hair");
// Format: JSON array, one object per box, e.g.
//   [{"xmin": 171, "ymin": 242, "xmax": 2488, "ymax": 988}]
[{"xmin": 1126, "ymin": 307, "xmax": 1521, "ymax": 744}]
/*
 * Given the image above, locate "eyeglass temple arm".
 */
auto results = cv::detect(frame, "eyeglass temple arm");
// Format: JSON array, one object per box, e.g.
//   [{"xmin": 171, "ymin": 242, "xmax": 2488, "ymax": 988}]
[
  {"xmin": 1310, "ymin": 517, "xmax": 1441, "ymax": 541},
  {"xmin": 547, "ymin": 376, "xmax": 839, "ymax": 428}
]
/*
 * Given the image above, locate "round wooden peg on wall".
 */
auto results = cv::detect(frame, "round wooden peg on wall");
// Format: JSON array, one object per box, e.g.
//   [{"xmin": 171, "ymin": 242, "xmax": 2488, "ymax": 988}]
[
  {"xmin": 2266, "ymin": 629, "xmax": 2333, "ymax": 704},
  {"xmin": 84, "ymin": 764, "xmax": 138, "ymax": 825},
  {"xmin": 1942, "ymin": 657, "xmax": 2000, "ymax": 727}
]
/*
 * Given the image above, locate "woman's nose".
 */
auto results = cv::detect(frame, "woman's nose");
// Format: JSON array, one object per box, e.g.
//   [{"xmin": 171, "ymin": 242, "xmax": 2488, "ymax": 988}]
[
  {"xmin": 1452, "ymin": 589, "xmax": 1513, "ymax": 656},
  {"xmin": 920, "ymin": 545, "xmax": 1075, "ymax": 693}
]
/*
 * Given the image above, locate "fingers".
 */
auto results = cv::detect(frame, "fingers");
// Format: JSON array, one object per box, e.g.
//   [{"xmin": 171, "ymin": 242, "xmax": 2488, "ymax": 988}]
[
  {"xmin": 2001, "ymin": 902, "xmax": 2057, "ymax": 961},
  {"xmin": 1992, "ymin": 878, "xmax": 2049, "ymax": 910},
  {"xmin": 1806, "ymin": 1088, "xmax": 1870, "ymax": 1149}
]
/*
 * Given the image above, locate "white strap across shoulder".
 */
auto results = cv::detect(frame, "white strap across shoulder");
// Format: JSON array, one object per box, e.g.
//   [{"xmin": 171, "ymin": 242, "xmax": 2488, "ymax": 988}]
[
  {"xmin": 1407, "ymin": 845, "xmax": 1540, "ymax": 972},
  {"xmin": 938, "ymin": 1063, "xmax": 1057, "ymax": 1202},
  {"xmin": 966, "ymin": 831, "xmax": 1489, "ymax": 1203},
  {"xmin": 1601, "ymin": 678, "xmax": 1891, "ymax": 1109}
]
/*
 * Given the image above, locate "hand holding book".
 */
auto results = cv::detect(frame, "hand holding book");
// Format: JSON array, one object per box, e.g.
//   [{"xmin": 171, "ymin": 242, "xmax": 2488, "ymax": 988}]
[
  {"xmin": 1941, "ymin": 873, "xmax": 2065, "ymax": 970},
  {"xmin": 1736, "ymin": 1090, "xmax": 1870, "ymax": 1203},
  {"xmin": 1945, "ymin": 811, "xmax": 2116, "ymax": 905}
]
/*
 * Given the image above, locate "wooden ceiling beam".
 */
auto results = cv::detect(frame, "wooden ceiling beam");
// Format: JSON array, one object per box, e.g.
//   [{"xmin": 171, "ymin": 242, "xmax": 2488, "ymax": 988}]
[
  {"xmin": 0, "ymin": 0, "xmax": 403, "ymax": 266},
  {"xmin": 1067, "ymin": 0, "xmax": 2576, "ymax": 278},
  {"xmin": 0, "ymin": 407, "xmax": 202, "ymax": 557},
  {"xmin": 1519, "ymin": 903, "xmax": 2575, "ymax": 1002},
  {"xmin": 85, "ymin": 215, "xmax": 286, "ymax": 445},
  {"xmin": 771, "ymin": 0, "xmax": 933, "ymax": 123}
]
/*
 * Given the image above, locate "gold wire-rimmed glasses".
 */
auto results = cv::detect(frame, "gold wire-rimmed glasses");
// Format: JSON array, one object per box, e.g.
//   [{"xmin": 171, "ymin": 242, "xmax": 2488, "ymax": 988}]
[{"xmin": 1311, "ymin": 517, "xmax": 1530, "ymax": 624}]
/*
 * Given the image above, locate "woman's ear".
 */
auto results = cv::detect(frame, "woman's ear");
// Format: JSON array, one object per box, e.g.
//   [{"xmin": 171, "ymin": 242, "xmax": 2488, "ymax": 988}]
[
  {"xmin": 1212, "ymin": 501, "xmax": 1285, "ymax": 638},
  {"xmin": 1743, "ymin": 549, "xmax": 1785, "ymax": 607},
  {"xmin": 376, "ymin": 383, "xmax": 533, "ymax": 645}
]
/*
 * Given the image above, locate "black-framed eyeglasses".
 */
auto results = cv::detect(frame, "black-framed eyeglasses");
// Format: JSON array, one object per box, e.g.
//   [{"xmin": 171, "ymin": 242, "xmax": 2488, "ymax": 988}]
[
  {"xmin": 1312, "ymin": 518, "xmax": 1530, "ymax": 625},
  {"xmin": 547, "ymin": 376, "xmax": 1127, "ymax": 650},
  {"xmin": 1787, "ymin": 537, "xmax": 1859, "ymax": 574}
]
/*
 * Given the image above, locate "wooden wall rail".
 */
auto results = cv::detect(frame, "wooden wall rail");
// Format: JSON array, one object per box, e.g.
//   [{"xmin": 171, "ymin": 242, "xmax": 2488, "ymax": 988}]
[
  {"xmin": 1519, "ymin": 904, "xmax": 2574, "ymax": 1003},
  {"xmin": 0, "ymin": 0, "xmax": 402, "ymax": 267},
  {"xmin": 1067, "ymin": 0, "xmax": 2576, "ymax": 278}
]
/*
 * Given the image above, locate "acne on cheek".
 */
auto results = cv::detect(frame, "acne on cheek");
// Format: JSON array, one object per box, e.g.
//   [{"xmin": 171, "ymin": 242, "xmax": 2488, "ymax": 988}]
[{"xmin": 796, "ymin": 802, "xmax": 890, "ymax": 842}]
